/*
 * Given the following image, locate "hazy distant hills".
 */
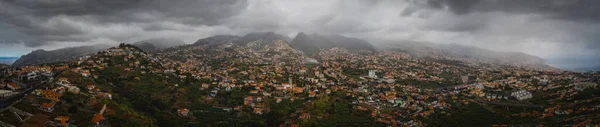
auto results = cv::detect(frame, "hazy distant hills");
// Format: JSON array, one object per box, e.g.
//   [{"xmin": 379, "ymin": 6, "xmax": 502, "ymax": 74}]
[
  {"xmin": 380, "ymin": 41, "xmax": 551, "ymax": 69},
  {"xmin": 13, "ymin": 38, "xmax": 186, "ymax": 67},
  {"xmin": 12, "ymin": 32, "xmax": 554, "ymax": 70},
  {"xmin": 291, "ymin": 32, "xmax": 375, "ymax": 56},
  {"xmin": 12, "ymin": 44, "xmax": 112, "ymax": 67},
  {"xmin": 0, "ymin": 57, "xmax": 19, "ymax": 65},
  {"xmin": 236, "ymin": 32, "xmax": 291, "ymax": 45},
  {"xmin": 559, "ymin": 66, "xmax": 600, "ymax": 72},
  {"xmin": 193, "ymin": 35, "xmax": 240, "ymax": 46},
  {"xmin": 193, "ymin": 32, "xmax": 291, "ymax": 46},
  {"xmin": 133, "ymin": 38, "xmax": 186, "ymax": 51},
  {"xmin": 0, "ymin": 63, "xmax": 9, "ymax": 68}
]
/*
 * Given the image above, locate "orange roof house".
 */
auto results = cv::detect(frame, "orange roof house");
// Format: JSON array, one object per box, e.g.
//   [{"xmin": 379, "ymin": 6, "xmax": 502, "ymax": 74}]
[
  {"xmin": 7, "ymin": 82, "xmax": 21, "ymax": 90},
  {"xmin": 91, "ymin": 114, "xmax": 104, "ymax": 125},
  {"xmin": 299, "ymin": 113, "xmax": 311, "ymax": 119},
  {"xmin": 41, "ymin": 90, "xmax": 63, "ymax": 102},
  {"xmin": 87, "ymin": 84, "xmax": 96, "ymax": 90},
  {"xmin": 40, "ymin": 103, "xmax": 55, "ymax": 112},
  {"xmin": 178, "ymin": 108, "xmax": 190, "ymax": 116},
  {"xmin": 54, "ymin": 116, "xmax": 70, "ymax": 126}
]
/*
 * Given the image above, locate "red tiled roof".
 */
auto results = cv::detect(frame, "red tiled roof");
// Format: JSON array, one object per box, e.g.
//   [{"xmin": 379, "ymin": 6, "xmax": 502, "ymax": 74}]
[
  {"xmin": 178, "ymin": 108, "xmax": 189, "ymax": 113},
  {"xmin": 8, "ymin": 82, "xmax": 20, "ymax": 89},
  {"xmin": 41, "ymin": 103, "xmax": 53, "ymax": 108},
  {"xmin": 91, "ymin": 114, "xmax": 104, "ymax": 123}
]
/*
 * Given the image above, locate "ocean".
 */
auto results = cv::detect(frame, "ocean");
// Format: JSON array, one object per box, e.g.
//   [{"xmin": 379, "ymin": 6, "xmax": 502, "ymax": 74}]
[{"xmin": 0, "ymin": 57, "xmax": 19, "ymax": 65}]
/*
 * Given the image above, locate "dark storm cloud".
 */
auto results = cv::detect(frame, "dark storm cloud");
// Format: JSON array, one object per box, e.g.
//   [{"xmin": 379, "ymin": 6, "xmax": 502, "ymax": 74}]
[
  {"xmin": 422, "ymin": 0, "xmax": 600, "ymax": 22},
  {"xmin": 2, "ymin": 0, "xmax": 247, "ymax": 24},
  {"xmin": 0, "ymin": 0, "xmax": 248, "ymax": 47},
  {"xmin": 0, "ymin": 0, "xmax": 598, "ymax": 70},
  {"xmin": 3, "ymin": 0, "xmax": 141, "ymax": 17}
]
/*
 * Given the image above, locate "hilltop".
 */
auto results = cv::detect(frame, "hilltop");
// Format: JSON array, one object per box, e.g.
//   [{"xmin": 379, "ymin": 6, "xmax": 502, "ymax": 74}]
[
  {"xmin": 290, "ymin": 32, "xmax": 375, "ymax": 56},
  {"xmin": 12, "ymin": 44, "xmax": 112, "ymax": 67},
  {"xmin": 132, "ymin": 38, "xmax": 186, "ymax": 52},
  {"xmin": 378, "ymin": 41, "xmax": 553, "ymax": 70}
]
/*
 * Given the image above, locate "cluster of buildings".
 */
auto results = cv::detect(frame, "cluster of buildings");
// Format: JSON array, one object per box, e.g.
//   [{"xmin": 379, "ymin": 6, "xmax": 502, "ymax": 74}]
[
  {"xmin": 1, "ymin": 41, "xmax": 598, "ymax": 126},
  {"xmin": 510, "ymin": 90, "xmax": 533, "ymax": 101}
]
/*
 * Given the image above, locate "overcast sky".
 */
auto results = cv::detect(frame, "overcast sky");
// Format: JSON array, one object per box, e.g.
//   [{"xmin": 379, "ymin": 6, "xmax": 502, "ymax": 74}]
[{"xmin": 0, "ymin": 0, "xmax": 599, "ymax": 68}]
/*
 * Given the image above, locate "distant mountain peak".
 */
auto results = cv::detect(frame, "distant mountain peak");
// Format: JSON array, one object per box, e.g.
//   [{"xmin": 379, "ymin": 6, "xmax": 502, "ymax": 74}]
[
  {"xmin": 237, "ymin": 32, "xmax": 291, "ymax": 45},
  {"xmin": 290, "ymin": 32, "xmax": 375, "ymax": 56},
  {"xmin": 13, "ymin": 44, "xmax": 112, "ymax": 67},
  {"xmin": 133, "ymin": 38, "xmax": 186, "ymax": 51}
]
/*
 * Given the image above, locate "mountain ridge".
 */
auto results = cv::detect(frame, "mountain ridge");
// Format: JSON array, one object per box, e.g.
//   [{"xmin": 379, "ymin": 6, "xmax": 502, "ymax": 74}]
[
  {"xmin": 290, "ymin": 32, "xmax": 375, "ymax": 56},
  {"xmin": 12, "ymin": 44, "xmax": 112, "ymax": 67},
  {"xmin": 378, "ymin": 40, "xmax": 552, "ymax": 70},
  {"xmin": 132, "ymin": 38, "xmax": 186, "ymax": 51}
]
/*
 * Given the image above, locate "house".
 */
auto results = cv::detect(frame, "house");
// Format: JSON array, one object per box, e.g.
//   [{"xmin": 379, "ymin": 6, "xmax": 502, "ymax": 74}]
[
  {"xmin": 256, "ymin": 97, "xmax": 263, "ymax": 102},
  {"xmin": 308, "ymin": 91, "xmax": 316, "ymax": 98},
  {"xmin": 178, "ymin": 108, "xmax": 190, "ymax": 116},
  {"xmin": 40, "ymin": 103, "xmax": 55, "ymax": 112},
  {"xmin": 41, "ymin": 71, "xmax": 53, "ymax": 77},
  {"xmin": 7, "ymin": 82, "xmax": 22, "ymax": 90},
  {"xmin": 81, "ymin": 70, "xmax": 91, "ymax": 77},
  {"xmin": 368, "ymin": 70, "xmax": 379, "ymax": 78},
  {"xmin": 293, "ymin": 87, "xmax": 304, "ymax": 94},
  {"xmin": 201, "ymin": 83, "xmax": 209, "ymax": 90},
  {"xmin": 91, "ymin": 113, "xmax": 104, "ymax": 125},
  {"xmin": 87, "ymin": 84, "xmax": 96, "ymax": 91},
  {"xmin": 0, "ymin": 90, "xmax": 17, "ymax": 98},
  {"xmin": 41, "ymin": 90, "xmax": 63, "ymax": 102},
  {"xmin": 299, "ymin": 113, "xmax": 310, "ymax": 119},
  {"xmin": 27, "ymin": 72, "xmax": 39, "ymax": 80},
  {"xmin": 67, "ymin": 86, "xmax": 80, "ymax": 94},
  {"xmin": 249, "ymin": 90, "xmax": 259, "ymax": 94},
  {"xmin": 253, "ymin": 108, "xmax": 263, "ymax": 115},
  {"xmin": 511, "ymin": 90, "xmax": 532, "ymax": 101},
  {"xmin": 209, "ymin": 89, "xmax": 218, "ymax": 97},
  {"xmin": 573, "ymin": 82, "xmax": 598, "ymax": 91},
  {"xmin": 245, "ymin": 96, "xmax": 254, "ymax": 103},
  {"xmin": 97, "ymin": 93, "xmax": 112, "ymax": 99},
  {"xmin": 54, "ymin": 116, "xmax": 70, "ymax": 126},
  {"xmin": 54, "ymin": 64, "xmax": 69, "ymax": 70}
]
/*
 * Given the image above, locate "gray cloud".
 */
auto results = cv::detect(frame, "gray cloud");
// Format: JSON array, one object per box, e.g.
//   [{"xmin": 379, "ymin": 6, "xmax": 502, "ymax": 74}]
[
  {"xmin": 0, "ymin": 0, "xmax": 248, "ymax": 46},
  {"xmin": 0, "ymin": 0, "xmax": 598, "ymax": 69},
  {"xmin": 421, "ymin": 0, "xmax": 600, "ymax": 22}
]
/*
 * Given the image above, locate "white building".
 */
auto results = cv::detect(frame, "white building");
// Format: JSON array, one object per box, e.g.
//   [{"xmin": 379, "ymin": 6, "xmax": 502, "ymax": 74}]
[
  {"xmin": 27, "ymin": 72, "xmax": 39, "ymax": 80},
  {"xmin": 0, "ymin": 90, "xmax": 17, "ymax": 98},
  {"xmin": 368, "ymin": 70, "xmax": 379, "ymax": 78},
  {"xmin": 511, "ymin": 90, "xmax": 532, "ymax": 101}
]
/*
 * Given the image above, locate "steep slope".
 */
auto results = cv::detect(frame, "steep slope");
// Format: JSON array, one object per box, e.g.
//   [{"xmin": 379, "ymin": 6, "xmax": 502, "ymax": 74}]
[
  {"xmin": 290, "ymin": 32, "xmax": 375, "ymax": 55},
  {"xmin": 192, "ymin": 32, "xmax": 290, "ymax": 47},
  {"xmin": 193, "ymin": 35, "xmax": 240, "ymax": 45},
  {"xmin": 235, "ymin": 32, "xmax": 291, "ymax": 46},
  {"xmin": 132, "ymin": 42, "xmax": 158, "ymax": 52},
  {"xmin": 290, "ymin": 32, "xmax": 334, "ymax": 56},
  {"xmin": 133, "ymin": 38, "xmax": 186, "ymax": 51},
  {"xmin": 13, "ymin": 44, "xmax": 112, "ymax": 67}
]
